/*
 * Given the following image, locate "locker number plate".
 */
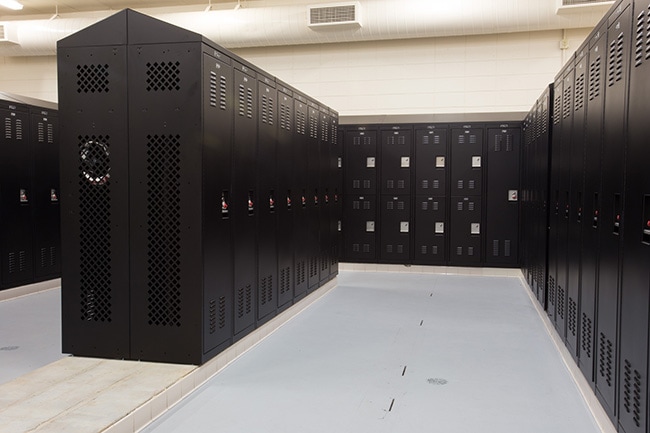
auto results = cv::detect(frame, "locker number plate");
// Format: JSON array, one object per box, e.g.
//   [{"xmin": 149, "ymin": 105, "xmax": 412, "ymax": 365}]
[
  {"xmin": 471, "ymin": 223, "xmax": 481, "ymax": 235},
  {"xmin": 508, "ymin": 190, "xmax": 518, "ymax": 201},
  {"xmin": 435, "ymin": 222, "xmax": 445, "ymax": 234},
  {"xmin": 366, "ymin": 221, "xmax": 375, "ymax": 232},
  {"xmin": 401, "ymin": 157, "xmax": 410, "ymax": 168},
  {"xmin": 436, "ymin": 156, "xmax": 445, "ymax": 168},
  {"xmin": 472, "ymin": 156, "xmax": 481, "ymax": 168},
  {"xmin": 400, "ymin": 221, "xmax": 410, "ymax": 233},
  {"xmin": 367, "ymin": 157, "xmax": 376, "ymax": 168}
]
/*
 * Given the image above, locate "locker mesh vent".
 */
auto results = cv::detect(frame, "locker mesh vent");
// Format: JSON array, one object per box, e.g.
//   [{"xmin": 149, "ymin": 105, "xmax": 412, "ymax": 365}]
[
  {"xmin": 220, "ymin": 76, "xmax": 227, "ymax": 110},
  {"xmin": 422, "ymin": 135, "xmax": 429, "ymax": 145},
  {"xmin": 623, "ymin": 359, "xmax": 643, "ymax": 427},
  {"xmin": 331, "ymin": 123, "xmax": 338, "ymax": 145},
  {"xmin": 4, "ymin": 117, "xmax": 10, "ymax": 139},
  {"xmin": 607, "ymin": 32, "xmax": 624, "ymax": 87},
  {"xmin": 421, "ymin": 201, "xmax": 428, "ymax": 211},
  {"xmin": 363, "ymin": 180, "xmax": 371, "ymax": 189},
  {"xmin": 146, "ymin": 134, "xmax": 182, "ymax": 327},
  {"xmin": 353, "ymin": 200, "xmax": 360, "ymax": 209},
  {"xmin": 493, "ymin": 240, "xmax": 499, "ymax": 256},
  {"xmin": 280, "ymin": 266, "xmax": 291, "ymax": 295},
  {"xmin": 494, "ymin": 134, "xmax": 502, "ymax": 151},
  {"xmin": 309, "ymin": 257, "xmax": 318, "ymax": 278},
  {"xmin": 296, "ymin": 260, "xmax": 306, "ymax": 285},
  {"xmin": 296, "ymin": 110, "xmax": 306, "ymax": 135},
  {"xmin": 458, "ymin": 135, "xmax": 465, "ymax": 144},
  {"xmin": 48, "ymin": 123, "xmax": 54, "ymax": 143},
  {"xmin": 280, "ymin": 103, "xmax": 292, "ymax": 131},
  {"xmin": 209, "ymin": 71, "xmax": 218, "ymax": 108},
  {"xmin": 76, "ymin": 64, "xmax": 109, "ymax": 93},
  {"xmin": 468, "ymin": 202, "xmax": 475, "ymax": 211},
  {"xmin": 146, "ymin": 61, "xmax": 180, "ymax": 92},
  {"xmin": 363, "ymin": 244, "xmax": 370, "ymax": 253},
  {"xmin": 433, "ymin": 180, "xmax": 440, "ymax": 189},
  {"xmin": 386, "ymin": 245, "xmax": 393, "ymax": 253},
  {"xmin": 568, "ymin": 297, "xmax": 577, "ymax": 336},
  {"xmin": 548, "ymin": 276, "xmax": 555, "ymax": 307},
  {"xmin": 574, "ymin": 72, "xmax": 585, "ymax": 112},
  {"xmin": 553, "ymin": 94, "xmax": 562, "ymax": 125},
  {"xmin": 469, "ymin": 135, "xmax": 477, "ymax": 144},
  {"xmin": 557, "ymin": 285, "xmax": 565, "ymax": 319},
  {"xmin": 387, "ymin": 201, "xmax": 394, "ymax": 210},
  {"xmin": 433, "ymin": 201, "xmax": 439, "ymax": 211},
  {"xmin": 219, "ymin": 296, "xmax": 226, "ymax": 329},
  {"xmin": 432, "ymin": 245, "xmax": 438, "ymax": 255},
  {"xmin": 504, "ymin": 240, "xmax": 511, "ymax": 257},
  {"xmin": 353, "ymin": 180, "xmax": 360, "ymax": 189},
  {"xmin": 39, "ymin": 246, "xmax": 56, "ymax": 269},
  {"xmin": 353, "ymin": 136, "xmax": 360, "ymax": 145},
  {"xmin": 209, "ymin": 299, "xmax": 217, "ymax": 334},
  {"xmin": 562, "ymin": 85, "xmax": 572, "ymax": 119},
  {"xmin": 633, "ymin": 7, "xmax": 650, "ymax": 67},
  {"xmin": 15, "ymin": 118, "xmax": 22, "ymax": 140},
  {"xmin": 321, "ymin": 255, "xmax": 329, "ymax": 272},
  {"xmin": 397, "ymin": 201, "xmax": 404, "ymax": 210},
  {"xmin": 433, "ymin": 135, "xmax": 440, "ymax": 144},
  {"xmin": 237, "ymin": 285, "xmax": 253, "ymax": 318},
  {"xmin": 422, "ymin": 180, "xmax": 429, "ymax": 189},
  {"xmin": 261, "ymin": 95, "xmax": 274, "ymax": 125},
  {"xmin": 505, "ymin": 135, "xmax": 512, "ymax": 151},
  {"xmin": 387, "ymin": 180, "xmax": 394, "ymax": 189},
  {"xmin": 468, "ymin": 180, "xmax": 475, "ymax": 190},
  {"xmin": 421, "ymin": 246, "xmax": 427, "ymax": 254},
  {"xmin": 589, "ymin": 56, "xmax": 601, "ymax": 100},
  {"xmin": 309, "ymin": 113, "xmax": 318, "ymax": 139},
  {"xmin": 397, "ymin": 180, "xmax": 405, "ymax": 189},
  {"xmin": 321, "ymin": 118, "xmax": 329, "ymax": 142},
  {"xmin": 38, "ymin": 122, "xmax": 45, "ymax": 142},
  {"xmin": 78, "ymin": 135, "xmax": 112, "ymax": 322},
  {"xmin": 397, "ymin": 245, "xmax": 403, "ymax": 254},
  {"xmin": 467, "ymin": 247, "xmax": 474, "ymax": 256},
  {"xmin": 353, "ymin": 243, "xmax": 359, "ymax": 252},
  {"xmin": 457, "ymin": 180, "xmax": 463, "ymax": 189},
  {"xmin": 260, "ymin": 275, "xmax": 273, "ymax": 305},
  {"xmin": 581, "ymin": 312, "xmax": 593, "ymax": 358},
  {"xmin": 598, "ymin": 332, "xmax": 613, "ymax": 387},
  {"xmin": 457, "ymin": 201, "xmax": 463, "ymax": 211},
  {"xmin": 363, "ymin": 200, "xmax": 370, "ymax": 210},
  {"xmin": 456, "ymin": 246, "xmax": 462, "ymax": 256},
  {"xmin": 7, "ymin": 251, "xmax": 27, "ymax": 274}
]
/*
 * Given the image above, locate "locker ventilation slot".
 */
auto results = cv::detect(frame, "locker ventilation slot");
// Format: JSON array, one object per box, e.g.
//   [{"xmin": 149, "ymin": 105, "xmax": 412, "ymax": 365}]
[
  {"xmin": 574, "ymin": 72, "xmax": 585, "ymax": 111},
  {"xmin": 492, "ymin": 240, "xmax": 499, "ymax": 256},
  {"xmin": 456, "ymin": 247, "xmax": 462, "ymax": 256},
  {"xmin": 387, "ymin": 201, "xmax": 394, "ymax": 210},
  {"xmin": 422, "ymin": 135, "xmax": 429, "ymax": 145},
  {"xmin": 209, "ymin": 71, "xmax": 218, "ymax": 108},
  {"xmin": 433, "ymin": 135, "xmax": 440, "ymax": 144},
  {"xmin": 422, "ymin": 180, "xmax": 429, "ymax": 189},
  {"xmin": 260, "ymin": 275, "xmax": 273, "ymax": 305},
  {"xmin": 553, "ymin": 94, "xmax": 562, "ymax": 125},
  {"xmin": 146, "ymin": 134, "xmax": 182, "ymax": 327},
  {"xmin": 433, "ymin": 180, "xmax": 440, "ymax": 189},
  {"xmin": 4, "ymin": 117, "xmax": 10, "ymax": 139},
  {"xmin": 580, "ymin": 313, "xmax": 592, "ymax": 358},
  {"xmin": 588, "ymin": 56, "xmax": 601, "ymax": 101},
  {"xmin": 296, "ymin": 260, "xmax": 306, "ymax": 285},
  {"xmin": 7, "ymin": 251, "xmax": 26, "ymax": 274},
  {"xmin": 321, "ymin": 119, "xmax": 329, "ymax": 142},
  {"xmin": 607, "ymin": 33, "xmax": 624, "ymax": 87},
  {"xmin": 237, "ymin": 285, "xmax": 253, "ymax": 318},
  {"xmin": 548, "ymin": 276, "xmax": 555, "ymax": 307},
  {"xmin": 635, "ymin": 8, "xmax": 650, "ymax": 67},
  {"xmin": 504, "ymin": 240, "xmax": 511, "ymax": 257},
  {"xmin": 296, "ymin": 110, "xmax": 306, "ymax": 135},
  {"xmin": 363, "ymin": 200, "xmax": 370, "ymax": 210},
  {"xmin": 76, "ymin": 64, "xmax": 109, "ymax": 93},
  {"xmin": 309, "ymin": 257, "xmax": 318, "ymax": 278},
  {"xmin": 78, "ymin": 135, "xmax": 112, "ymax": 322},
  {"xmin": 219, "ymin": 76, "xmax": 227, "ymax": 110},
  {"xmin": 623, "ymin": 359, "xmax": 643, "ymax": 427},
  {"xmin": 568, "ymin": 298, "xmax": 577, "ymax": 336},
  {"xmin": 562, "ymin": 85, "xmax": 572, "ymax": 119},
  {"xmin": 598, "ymin": 333, "xmax": 613, "ymax": 387},
  {"xmin": 47, "ymin": 124, "xmax": 54, "ymax": 143},
  {"xmin": 209, "ymin": 299, "xmax": 217, "ymax": 334},
  {"xmin": 38, "ymin": 122, "xmax": 45, "ymax": 142},
  {"xmin": 432, "ymin": 246, "xmax": 438, "ymax": 255},
  {"xmin": 397, "ymin": 180, "xmax": 405, "ymax": 189},
  {"xmin": 433, "ymin": 201, "xmax": 439, "ymax": 211},
  {"xmin": 146, "ymin": 61, "xmax": 180, "ymax": 92},
  {"xmin": 397, "ymin": 201, "xmax": 404, "ymax": 210},
  {"xmin": 218, "ymin": 296, "xmax": 226, "ymax": 329},
  {"xmin": 280, "ymin": 267, "xmax": 291, "ymax": 295},
  {"xmin": 309, "ymin": 114, "xmax": 318, "ymax": 139},
  {"xmin": 421, "ymin": 201, "xmax": 428, "ymax": 211},
  {"xmin": 15, "ymin": 119, "xmax": 22, "ymax": 140},
  {"xmin": 557, "ymin": 286, "xmax": 565, "ymax": 319},
  {"xmin": 280, "ymin": 102, "xmax": 292, "ymax": 131},
  {"xmin": 467, "ymin": 247, "xmax": 474, "ymax": 256}
]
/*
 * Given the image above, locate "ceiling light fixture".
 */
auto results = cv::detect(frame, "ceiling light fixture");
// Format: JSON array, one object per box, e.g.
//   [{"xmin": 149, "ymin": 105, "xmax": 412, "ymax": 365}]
[{"xmin": 0, "ymin": 0, "xmax": 23, "ymax": 11}]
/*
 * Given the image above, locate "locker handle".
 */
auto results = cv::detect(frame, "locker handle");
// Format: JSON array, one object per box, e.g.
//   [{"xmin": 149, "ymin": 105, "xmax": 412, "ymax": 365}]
[
  {"xmin": 613, "ymin": 193, "xmax": 621, "ymax": 235},
  {"xmin": 643, "ymin": 195, "xmax": 650, "ymax": 244},
  {"xmin": 221, "ymin": 191, "xmax": 230, "ymax": 219}
]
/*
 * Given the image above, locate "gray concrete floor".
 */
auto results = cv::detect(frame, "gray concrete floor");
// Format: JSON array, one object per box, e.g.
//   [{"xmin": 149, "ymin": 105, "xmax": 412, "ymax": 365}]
[{"xmin": 141, "ymin": 271, "xmax": 601, "ymax": 433}]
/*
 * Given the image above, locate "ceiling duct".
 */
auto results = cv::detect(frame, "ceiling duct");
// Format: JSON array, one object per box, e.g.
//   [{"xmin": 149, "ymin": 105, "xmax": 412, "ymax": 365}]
[
  {"xmin": 0, "ymin": 23, "xmax": 18, "ymax": 45},
  {"xmin": 309, "ymin": 2, "xmax": 361, "ymax": 27}
]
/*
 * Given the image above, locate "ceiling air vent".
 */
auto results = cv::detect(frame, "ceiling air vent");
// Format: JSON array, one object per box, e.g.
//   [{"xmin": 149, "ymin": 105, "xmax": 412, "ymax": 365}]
[
  {"xmin": 0, "ymin": 24, "xmax": 18, "ymax": 46},
  {"xmin": 309, "ymin": 2, "xmax": 361, "ymax": 28}
]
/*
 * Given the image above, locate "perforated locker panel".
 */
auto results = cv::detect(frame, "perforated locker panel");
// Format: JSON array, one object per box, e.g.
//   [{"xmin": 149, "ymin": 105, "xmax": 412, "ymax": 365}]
[
  {"xmin": 619, "ymin": 1, "xmax": 650, "ymax": 431},
  {"xmin": 485, "ymin": 126, "xmax": 520, "ymax": 267},
  {"xmin": 596, "ymin": 2, "xmax": 631, "ymax": 419},
  {"xmin": 415, "ymin": 126, "xmax": 448, "ymax": 196},
  {"xmin": 31, "ymin": 110, "xmax": 60, "ymax": 282},
  {"xmin": 232, "ymin": 64, "xmax": 258, "ymax": 338},
  {"xmin": 293, "ymin": 97, "xmax": 309, "ymax": 298},
  {"xmin": 343, "ymin": 194, "xmax": 377, "ymax": 262},
  {"xmin": 306, "ymin": 102, "xmax": 321, "ymax": 290},
  {"xmin": 276, "ymin": 85, "xmax": 294, "ymax": 309},
  {"xmin": 449, "ymin": 196, "xmax": 482, "ymax": 265},
  {"xmin": 0, "ymin": 104, "xmax": 34, "ymax": 289},
  {"xmin": 329, "ymin": 113, "xmax": 341, "ymax": 277},
  {"xmin": 580, "ymin": 23, "xmax": 607, "ymax": 387},
  {"xmin": 380, "ymin": 127, "xmax": 412, "ymax": 195},
  {"xmin": 257, "ymin": 77, "xmax": 278, "ymax": 323},
  {"xmin": 566, "ymin": 48, "xmax": 587, "ymax": 359},
  {"xmin": 58, "ymin": 43, "xmax": 131, "ymax": 359},
  {"xmin": 379, "ymin": 195, "xmax": 411, "ymax": 264},
  {"xmin": 344, "ymin": 128, "xmax": 378, "ymax": 195},
  {"xmin": 318, "ymin": 108, "xmax": 332, "ymax": 284},
  {"xmin": 413, "ymin": 196, "xmax": 447, "ymax": 265},
  {"xmin": 450, "ymin": 127, "xmax": 483, "ymax": 196}
]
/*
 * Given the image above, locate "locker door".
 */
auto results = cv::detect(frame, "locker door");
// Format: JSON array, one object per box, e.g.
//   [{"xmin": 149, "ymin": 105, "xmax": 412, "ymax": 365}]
[
  {"xmin": 344, "ymin": 128, "xmax": 378, "ymax": 195},
  {"xmin": 566, "ymin": 50, "xmax": 587, "ymax": 359},
  {"xmin": 31, "ymin": 111, "xmax": 60, "ymax": 282},
  {"xmin": 619, "ymin": 2, "xmax": 650, "ymax": 432},
  {"xmin": 232, "ymin": 66, "xmax": 258, "ymax": 337},
  {"xmin": 306, "ymin": 103, "xmax": 320, "ymax": 290},
  {"xmin": 449, "ymin": 196, "xmax": 482, "ymax": 265},
  {"xmin": 0, "ymin": 105, "xmax": 34, "ymax": 289},
  {"xmin": 413, "ymin": 196, "xmax": 447, "ymax": 265},
  {"xmin": 293, "ymin": 98, "xmax": 309, "ymax": 298},
  {"xmin": 535, "ymin": 87, "xmax": 552, "ymax": 308},
  {"xmin": 257, "ymin": 78, "xmax": 278, "ymax": 323},
  {"xmin": 415, "ymin": 126, "xmax": 448, "ymax": 196},
  {"xmin": 485, "ymin": 126, "xmax": 520, "ymax": 267},
  {"xmin": 380, "ymin": 127, "xmax": 412, "ymax": 195},
  {"xmin": 596, "ymin": 2, "xmax": 631, "ymax": 421},
  {"xmin": 379, "ymin": 195, "xmax": 411, "ymax": 264},
  {"xmin": 276, "ymin": 86, "xmax": 294, "ymax": 309},
  {"xmin": 580, "ymin": 25, "xmax": 606, "ymax": 387},
  {"xmin": 342, "ymin": 195, "xmax": 377, "ymax": 262},
  {"xmin": 329, "ymin": 114, "xmax": 341, "ymax": 277},
  {"xmin": 450, "ymin": 127, "xmax": 483, "ymax": 197},
  {"xmin": 319, "ymin": 109, "xmax": 332, "ymax": 283}
]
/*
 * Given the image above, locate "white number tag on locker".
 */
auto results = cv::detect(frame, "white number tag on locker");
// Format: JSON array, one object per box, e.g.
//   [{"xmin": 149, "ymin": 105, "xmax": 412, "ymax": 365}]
[
  {"xmin": 435, "ymin": 222, "xmax": 444, "ymax": 234},
  {"xmin": 471, "ymin": 223, "xmax": 480, "ymax": 235},
  {"xmin": 472, "ymin": 156, "xmax": 481, "ymax": 168},
  {"xmin": 436, "ymin": 156, "xmax": 445, "ymax": 168},
  {"xmin": 367, "ymin": 157, "xmax": 375, "ymax": 168},
  {"xmin": 366, "ymin": 221, "xmax": 375, "ymax": 232},
  {"xmin": 400, "ymin": 222, "xmax": 409, "ymax": 233},
  {"xmin": 401, "ymin": 157, "xmax": 410, "ymax": 168}
]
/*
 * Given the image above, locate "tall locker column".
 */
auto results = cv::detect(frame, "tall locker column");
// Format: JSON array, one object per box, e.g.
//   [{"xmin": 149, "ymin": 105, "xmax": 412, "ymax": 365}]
[
  {"xmin": 379, "ymin": 126, "xmax": 412, "ymax": 264},
  {"xmin": 595, "ymin": 1, "xmax": 631, "ymax": 421},
  {"xmin": 318, "ymin": 107, "xmax": 332, "ymax": 283},
  {"xmin": 306, "ymin": 102, "xmax": 320, "ymax": 290},
  {"xmin": 485, "ymin": 125, "xmax": 520, "ymax": 267},
  {"xmin": 292, "ymin": 96, "xmax": 309, "ymax": 298},
  {"xmin": 329, "ymin": 112, "xmax": 341, "ymax": 278},
  {"xmin": 619, "ymin": 1, "xmax": 649, "ymax": 432},
  {"xmin": 449, "ymin": 125, "xmax": 484, "ymax": 265},
  {"xmin": 413, "ymin": 125, "xmax": 448, "ymax": 265}
]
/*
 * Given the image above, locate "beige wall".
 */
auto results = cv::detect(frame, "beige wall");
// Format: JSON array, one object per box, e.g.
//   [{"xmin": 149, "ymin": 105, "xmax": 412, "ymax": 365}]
[{"xmin": 0, "ymin": 28, "xmax": 591, "ymax": 114}]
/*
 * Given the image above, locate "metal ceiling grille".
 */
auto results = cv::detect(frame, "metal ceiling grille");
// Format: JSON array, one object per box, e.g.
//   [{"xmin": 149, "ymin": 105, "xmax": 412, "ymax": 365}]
[
  {"xmin": 310, "ymin": 5, "xmax": 355, "ymax": 24},
  {"xmin": 562, "ymin": 0, "xmax": 611, "ymax": 4}
]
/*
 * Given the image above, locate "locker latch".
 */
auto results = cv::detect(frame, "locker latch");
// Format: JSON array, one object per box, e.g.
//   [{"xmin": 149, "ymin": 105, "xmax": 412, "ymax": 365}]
[
  {"xmin": 338, "ymin": 220, "xmax": 342, "ymax": 232},
  {"xmin": 248, "ymin": 191, "xmax": 254, "ymax": 216},
  {"xmin": 593, "ymin": 210, "xmax": 598, "ymax": 228},
  {"xmin": 19, "ymin": 189, "xmax": 28, "ymax": 204},
  {"xmin": 287, "ymin": 191, "xmax": 292, "ymax": 210},
  {"xmin": 221, "ymin": 191, "xmax": 229, "ymax": 218},
  {"xmin": 302, "ymin": 192, "xmax": 307, "ymax": 208},
  {"xmin": 50, "ymin": 188, "xmax": 59, "ymax": 202},
  {"xmin": 564, "ymin": 204, "xmax": 569, "ymax": 219},
  {"xmin": 269, "ymin": 191, "xmax": 275, "ymax": 212}
]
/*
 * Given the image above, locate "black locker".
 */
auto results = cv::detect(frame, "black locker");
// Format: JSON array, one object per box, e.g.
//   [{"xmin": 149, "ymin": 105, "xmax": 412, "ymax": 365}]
[
  {"xmin": 329, "ymin": 112, "xmax": 342, "ymax": 278},
  {"xmin": 580, "ymin": 24, "xmax": 607, "ymax": 388},
  {"xmin": 379, "ymin": 195, "xmax": 411, "ymax": 264},
  {"xmin": 293, "ymin": 95, "xmax": 309, "ymax": 298},
  {"xmin": 256, "ymin": 76, "xmax": 278, "ymax": 323},
  {"xmin": 58, "ymin": 25, "xmax": 131, "ymax": 358},
  {"xmin": 306, "ymin": 102, "xmax": 320, "ymax": 290},
  {"xmin": 450, "ymin": 126, "xmax": 483, "ymax": 197},
  {"xmin": 485, "ymin": 125, "xmax": 520, "ymax": 267},
  {"xmin": 566, "ymin": 48, "xmax": 588, "ymax": 358},
  {"xmin": 413, "ymin": 196, "xmax": 447, "ymax": 265},
  {"xmin": 343, "ymin": 194, "xmax": 377, "ymax": 262},
  {"xmin": 449, "ymin": 196, "xmax": 482, "ymax": 265},
  {"xmin": 232, "ymin": 63, "xmax": 258, "ymax": 338},
  {"xmin": 318, "ymin": 107, "xmax": 332, "ymax": 283},
  {"xmin": 619, "ymin": 1, "xmax": 650, "ymax": 432},
  {"xmin": 344, "ymin": 127, "xmax": 378, "ymax": 195},
  {"xmin": 414, "ymin": 125, "xmax": 448, "ymax": 196},
  {"xmin": 276, "ymin": 83, "xmax": 294, "ymax": 309},
  {"xmin": 31, "ymin": 109, "xmax": 60, "ymax": 282},
  {"xmin": 380, "ymin": 126, "xmax": 412, "ymax": 195},
  {"xmin": 0, "ymin": 102, "xmax": 34, "ymax": 289},
  {"xmin": 595, "ymin": 1, "xmax": 631, "ymax": 420}
]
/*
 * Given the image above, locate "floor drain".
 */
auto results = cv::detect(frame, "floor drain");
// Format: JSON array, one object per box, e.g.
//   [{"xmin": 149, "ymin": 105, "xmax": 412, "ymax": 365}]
[
  {"xmin": 427, "ymin": 378, "xmax": 447, "ymax": 385},
  {"xmin": 0, "ymin": 346, "xmax": 19, "ymax": 351}
]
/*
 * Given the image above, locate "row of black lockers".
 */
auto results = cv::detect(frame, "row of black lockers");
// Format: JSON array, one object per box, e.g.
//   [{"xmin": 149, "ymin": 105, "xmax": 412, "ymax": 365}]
[
  {"xmin": 0, "ymin": 98, "xmax": 60, "ymax": 290},
  {"xmin": 57, "ymin": 9, "xmax": 341, "ymax": 365},
  {"xmin": 520, "ymin": 0, "xmax": 650, "ymax": 431},
  {"xmin": 340, "ymin": 123, "xmax": 521, "ymax": 267}
]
